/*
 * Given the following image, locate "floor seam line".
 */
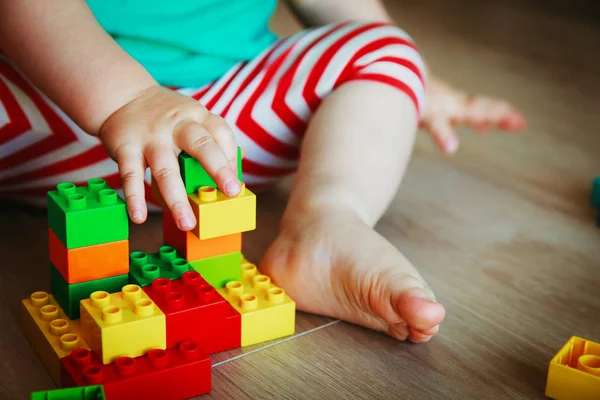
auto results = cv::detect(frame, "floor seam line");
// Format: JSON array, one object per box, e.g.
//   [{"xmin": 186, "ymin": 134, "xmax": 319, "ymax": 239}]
[{"xmin": 212, "ymin": 319, "xmax": 341, "ymax": 368}]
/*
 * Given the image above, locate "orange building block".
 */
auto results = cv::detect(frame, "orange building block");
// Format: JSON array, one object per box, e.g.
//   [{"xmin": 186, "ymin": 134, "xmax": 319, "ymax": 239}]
[
  {"xmin": 546, "ymin": 336, "xmax": 600, "ymax": 400},
  {"xmin": 162, "ymin": 211, "xmax": 241, "ymax": 261},
  {"xmin": 48, "ymin": 228, "xmax": 129, "ymax": 284}
]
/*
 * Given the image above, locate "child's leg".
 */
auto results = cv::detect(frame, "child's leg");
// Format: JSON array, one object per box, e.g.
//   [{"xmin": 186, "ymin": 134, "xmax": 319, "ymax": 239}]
[{"xmin": 261, "ymin": 81, "xmax": 445, "ymax": 341}]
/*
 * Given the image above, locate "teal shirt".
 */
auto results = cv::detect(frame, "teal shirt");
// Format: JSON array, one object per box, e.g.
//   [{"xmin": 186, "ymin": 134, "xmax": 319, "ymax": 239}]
[{"xmin": 87, "ymin": 0, "xmax": 279, "ymax": 87}]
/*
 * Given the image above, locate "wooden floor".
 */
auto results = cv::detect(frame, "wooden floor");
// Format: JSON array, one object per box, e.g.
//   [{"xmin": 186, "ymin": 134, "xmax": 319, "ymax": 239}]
[{"xmin": 2, "ymin": 0, "xmax": 600, "ymax": 398}]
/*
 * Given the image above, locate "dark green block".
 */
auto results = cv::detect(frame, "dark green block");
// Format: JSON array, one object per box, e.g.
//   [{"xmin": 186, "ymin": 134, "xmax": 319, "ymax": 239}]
[
  {"xmin": 50, "ymin": 263, "xmax": 128, "ymax": 319},
  {"xmin": 189, "ymin": 251, "xmax": 242, "ymax": 288},
  {"xmin": 30, "ymin": 385, "xmax": 105, "ymax": 400},
  {"xmin": 129, "ymin": 245, "xmax": 192, "ymax": 287},
  {"xmin": 47, "ymin": 178, "xmax": 129, "ymax": 249},
  {"xmin": 179, "ymin": 146, "xmax": 243, "ymax": 193}
]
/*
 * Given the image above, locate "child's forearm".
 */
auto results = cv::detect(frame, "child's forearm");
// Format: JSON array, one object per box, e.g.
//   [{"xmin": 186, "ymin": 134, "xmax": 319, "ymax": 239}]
[
  {"xmin": 0, "ymin": 0, "xmax": 157, "ymax": 135},
  {"xmin": 285, "ymin": 0, "xmax": 393, "ymax": 27}
]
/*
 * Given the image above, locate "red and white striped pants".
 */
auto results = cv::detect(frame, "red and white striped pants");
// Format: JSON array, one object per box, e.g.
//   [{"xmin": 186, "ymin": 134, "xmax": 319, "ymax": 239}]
[{"xmin": 0, "ymin": 21, "xmax": 426, "ymax": 207}]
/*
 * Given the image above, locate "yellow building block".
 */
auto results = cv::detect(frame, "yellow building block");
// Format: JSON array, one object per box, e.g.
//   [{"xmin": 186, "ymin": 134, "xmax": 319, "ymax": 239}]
[
  {"xmin": 546, "ymin": 336, "xmax": 600, "ymax": 400},
  {"xmin": 21, "ymin": 291, "xmax": 90, "ymax": 385},
  {"xmin": 79, "ymin": 284, "xmax": 166, "ymax": 364},
  {"xmin": 217, "ymin": 261, "xmax": 295, "ymax": 347},
  {"xmin": 188, "ymin": 184, "xmax": 256, "ymax": 240}
]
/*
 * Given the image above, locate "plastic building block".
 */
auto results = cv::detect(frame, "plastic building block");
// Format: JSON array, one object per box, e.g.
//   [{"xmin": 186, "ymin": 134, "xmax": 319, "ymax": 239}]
[
  {"xmin": 143, "ymin": 271, "xmax": 241, "ymax": 353},
  {"xmin": 50, "ymin": 264, "xmax": 129, "ymax": 320},
  {"xmin": 217, "ymin": 262, "xmax": 295, "ymax": 346},
  {"xmin": 47, "ymin": 179, "xmax": 128, "ymax": 249},
  {"xmin": 179, "ymin": 147, "xmax": 243, "ymax": 193},
  {"xmin": 591, "ymin": 177, "xmax": 600, "ymax": 208},
  {"xmin": 188, "ymin": 184, "xmax": 256, "ymax": 240},
  {"xmin": 162, "ymin": 211, "xmax": 242, "ymax": 261},
  {"xmin": 22, "ymin": 291, "xmax": 90, "ymax": 385},
  {"xmin": 49, "ymin": 228, "xmax": 129, "ymax": 284},
  {"xmin": 79, "ymin": 284, "xmax": 166, "ymax": 364},
  {"xmin": 61, "ymin": 342, "xmax": 211, "ymax": 399},
  {"xmin": 30, "ymin": 385, "xmax": 105, "ymax": 400},
  {"xmin": 128, "ymin": 246, "xmax": 192, "ymax": 287},
  {"xmin": 546, "ymin": 336, "xmax": 600, "ymax": 399},
  {"xmin": 189, "ymin": 251, "xmax": 242, "ymax": 288}
]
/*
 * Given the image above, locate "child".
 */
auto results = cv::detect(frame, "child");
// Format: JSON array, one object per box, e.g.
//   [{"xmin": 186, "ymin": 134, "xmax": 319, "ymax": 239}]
[{"xmin": 0, "ymin": 0, "xmax": 525, "ymax": 342}]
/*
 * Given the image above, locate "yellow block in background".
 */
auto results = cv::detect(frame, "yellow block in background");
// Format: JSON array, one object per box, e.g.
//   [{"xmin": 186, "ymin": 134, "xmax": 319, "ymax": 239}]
[
  {"xmin": 21, "ymin": 291, "xmax": 90, "ymax": 385},
  {"xmin": 188, "ymin": 184, "xmax": 256, "ymax": 240},
  {"xmin": 217, "ymin": 260, "xmax": 295, "ymax": 347},
  {"xmin": 546, "ymin": 336, "xmax": 600, "ymax": 400},
  {"xmin": 79, "ymin": 284, "xmax": 166, "ymax": 364}
]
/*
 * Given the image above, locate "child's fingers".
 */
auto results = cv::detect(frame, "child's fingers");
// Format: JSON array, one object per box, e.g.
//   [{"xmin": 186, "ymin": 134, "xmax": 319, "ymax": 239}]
[
  {"xmin": 116, "ymin": 146, "xmax": 148, "ymax": 224},
  {"xmin": 202, "ymin": 114, "xmax": 238, "ymax": 173},
  {"xmin": 426, "ymin": 119, "xmax": 459, "ymax": 154},
  {"xmin": 145, "ymin": 143, "xmax": 197, "ymax": 231},
  {"xmin": 174, "ymin": 120, "xmax": 242, "ymax": 197}
]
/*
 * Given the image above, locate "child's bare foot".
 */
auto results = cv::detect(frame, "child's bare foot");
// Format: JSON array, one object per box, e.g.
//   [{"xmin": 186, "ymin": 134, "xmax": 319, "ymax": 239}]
[
  {"xmin": 421, "ymin": 77, "xmax": 527, "ymax": 153},
  {"xmin": 259, "ymin": 206, "xmax": 445, "ymax": 342}
]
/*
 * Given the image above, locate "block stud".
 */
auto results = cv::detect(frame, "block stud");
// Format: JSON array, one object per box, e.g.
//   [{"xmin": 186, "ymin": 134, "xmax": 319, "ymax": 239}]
[
  {"xmin": 242, "ymin": 263, "xmax": 257, "ymax": 281},
  {"xmin": 71, "ymin": 348, "xmax": 93, "ymax": 367},
  {"xmin": 115, "ymin": 357, "xmax": 137, "ymax": 377},
  {"xmin": 56, "ymin": 182, "xmax": 76, "ymax": 199},
  {"xmin": 102, "ymin": 306, "xmax": 123, "ymax": 324},
  {"xmin": 253, "ymin": 275, "xmax": 270, "ymax": 291},
  {"xmin": 60, "ymin": 333, "xmax": 81, "ymax": 351},
  {"xmin": 91, "ymin": 291, "xmax": 111, "ymax": 309},
  {"xmin": 198, "ymin": 186, "xmax": 217, "ymax": 202},
  {"xmin": 87, "ymin": 178, "xmax": 107, "ymax": 193},
  {"xmin": 40, "ymin": 305, "xmax": 59, "ymax": 321},
  {"xmin": 182, "ymin": 271, "xmax": 201, "ymax": 288},
  {"xmin": 82, "ymin": 365, "xmax": 104, "ymax": 385},
  {"xmin": 235, "ymin": 182, "xmax": 246, "ymax": 197},
  {"xmin": 166, "ymin": 292, "xmax": 185, "ymax": 311},
  {"xmin": 240, "ymin": 294, "xmax": 257, "ymax": 311},
  {"xmin": 142, "ymin": 264, "xmax": 160, "ymax": 281},
  {"xmin": 122, "ymin": 284, "xmax": 143, "ymax": 302},
  {"xmin": 67, "ymin": 193, "xmax": 87, "ymax": 210},
  {"xmin": 148, "ymin": 349, "xmax": 169, "ymax": 369},
  {"xmin": 130, "ymin": 251, "xmax": 148, "ymax": 268},
  {"xmin": 98, "ymin": 189, "xmax": 118, "ymax": 205},
  {"xmin": 267, "ymin": 288, "xmax": 285, "ymax": 304},
  {"xmin": 30, "ymin": 291, "xmax": 49, "ymax": 308},
  {"xmin": 49, "ymin": 319, "xmax": 69, "ymax": 336},
  {"xmin": 134, "ymin": 299, "xmax": 155, "ymax": 317},
  {"xmin": 225, "ymin": 281, "xmax": 244, "ymax": 297},
  {"xmin": 158, "ymin": 245, "xmax": 177, "ymax": 262},
  {"xmin": 171, "ymin": 258, "xmax": 190, "ymax": 274},
  {"xmin": 180, "ymin": 341, "xmax": 201, "ymax": 361},
  {"xmin": 151, "ymin": 277, "xmax": 171, "ymax": 295},
  {"xmin": 196, "ymin": 284, "xmax": 215, "ymax": 303}
]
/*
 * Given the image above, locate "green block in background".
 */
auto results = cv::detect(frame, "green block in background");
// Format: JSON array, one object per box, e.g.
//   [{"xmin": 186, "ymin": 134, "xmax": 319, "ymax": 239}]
[
  {"xmin": 30, "ymin": 385, "xmax": 106, "ymax": 400},
  {"xmin": 50, "ymin": 263, "xmax": 128, "ymax": 319},
  {"xmin": 179, "ymin": 146, "xmax": 243, "ymax": 194},
  {"xmin": 47, "ymin": 178, "xmax": 128, "ymax": 249},
  {"xmin": 129, "ymin": 245, "xmax": 193, "ymax": 287},
  {"xmin": 189, "ymin": 251, "xmax": 242, "ymax": 288}
]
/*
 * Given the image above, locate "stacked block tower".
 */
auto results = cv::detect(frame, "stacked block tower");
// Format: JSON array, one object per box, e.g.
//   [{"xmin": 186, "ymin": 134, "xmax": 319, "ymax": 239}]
[{"xmin": 23, "ymin": 148, "xmax": 296, "ymax": 399}]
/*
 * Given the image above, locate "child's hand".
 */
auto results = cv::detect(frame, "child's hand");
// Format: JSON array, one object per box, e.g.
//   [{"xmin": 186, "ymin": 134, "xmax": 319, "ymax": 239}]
[{"xmin": 99, "ymin": 85, "xmax": 241, "ymax": 231}]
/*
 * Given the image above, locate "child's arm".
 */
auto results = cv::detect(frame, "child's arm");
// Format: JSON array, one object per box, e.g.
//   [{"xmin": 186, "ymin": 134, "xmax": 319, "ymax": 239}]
[{"xmin": 0, "ymin": 0, "xmax": 241, "ymax": 230}]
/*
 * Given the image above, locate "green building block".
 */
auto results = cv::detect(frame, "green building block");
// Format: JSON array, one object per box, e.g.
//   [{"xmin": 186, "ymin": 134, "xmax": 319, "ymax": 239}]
[
  {"xmin": 47, "ymin": 178, "xmax": 129, "ymax": 249},
  {"xmin": 189, "ymin": 251, "xmax": 242, "ymax": 288},
  {"xmin": 129, "ymin": 245, "xmax": 193, "ymax": 287},
  {"xmin": 31, "ymin": 385, "xmax": 106, "ymax": 400},
  {"xmin": 179, "ymin": 146, "xmax": 243, "ymax": 193},
  {"xmin": 591, "ymin": 176, "xmax": 600, "ymax": 208},
  {"xmin": 50, "ymin": 263, "xmax": 128, "ymax": 319}
]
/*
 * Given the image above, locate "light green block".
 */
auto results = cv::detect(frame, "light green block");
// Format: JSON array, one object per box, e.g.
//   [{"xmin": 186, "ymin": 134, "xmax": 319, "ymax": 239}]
[{"xmin": 190, "ymin": 252, "xmax": 242, "ymax": 288}]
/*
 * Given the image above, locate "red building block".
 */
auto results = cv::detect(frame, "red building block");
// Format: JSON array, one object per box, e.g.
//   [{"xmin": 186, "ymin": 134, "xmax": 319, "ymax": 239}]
[
  {"xmin": 162, "ymin": 211, "xmax": 241, "ymax": 261},
  {"xmin": 143, "ymin": 271, "xmax": 241, "ymax": 353},
  {"xmin": 61, "ymin": 342, "xmax": 211, "ymax": 399}
]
